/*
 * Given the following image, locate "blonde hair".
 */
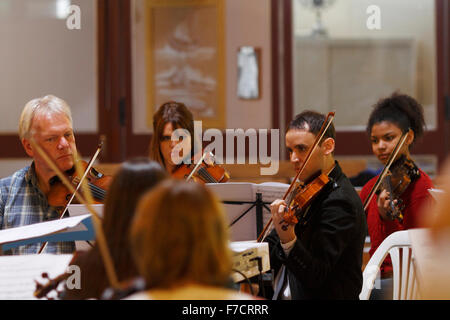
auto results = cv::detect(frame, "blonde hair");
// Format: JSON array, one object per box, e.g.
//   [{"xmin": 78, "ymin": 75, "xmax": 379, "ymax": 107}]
[
  {"xmin": 19, "ymin": 95, "xmax": 73, "ymax": 139},
  {"xmin": 130, "ymin": 180, "xmax": 232, "ymax": 289}
]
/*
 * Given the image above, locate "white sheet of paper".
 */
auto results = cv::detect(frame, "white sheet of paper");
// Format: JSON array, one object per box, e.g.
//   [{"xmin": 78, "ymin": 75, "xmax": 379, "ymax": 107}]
[
  {"xmin": 253, "ymin": 182, "xmax": 289, "ymax": 203},
  {"xmin": 0, "ymin": 214, "xmax": 91, "ymax": 245},
  {"xmin": 68, "ymin": 204, "xmax": 103, "ymax": 218},
  {"xmin": 0, "ymin": 254, "xmax": 73, "ymax": 300}
]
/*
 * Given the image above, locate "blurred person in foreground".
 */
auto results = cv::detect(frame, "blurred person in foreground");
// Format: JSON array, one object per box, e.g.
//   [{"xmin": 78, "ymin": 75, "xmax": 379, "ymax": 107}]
[{"xmin": 127, "ymin": 180, "xmax": 259, "ymax": 300}]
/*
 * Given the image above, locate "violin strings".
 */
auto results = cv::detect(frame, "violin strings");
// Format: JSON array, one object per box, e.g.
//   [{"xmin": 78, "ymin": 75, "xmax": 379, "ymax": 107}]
[
  {"xmin": 88, "ymin": 182, "xmax": 106, "ymax": 200},
  {"xmin": 197, "ymin": 169, "xmax": 211, "ymax": 182},
  {"xmin": 196, "ymin": 167, "xmax": 210, "ymax": 182},
  {"xmin": 201, "ymin": 170, "xmax": 216, "ymax": 183},
  {"xmin": 197, "ymin": 167, "xmax": 217, "ymax": 183},
  {"xmin": 73, "ymin": 177, "xmax": 106, "ymax": 200}
]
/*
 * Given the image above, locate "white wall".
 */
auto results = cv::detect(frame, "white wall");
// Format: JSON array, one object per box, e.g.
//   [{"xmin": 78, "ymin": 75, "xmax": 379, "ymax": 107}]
[
  {"xmin": 225, "ymin": 0, "xmax": 272, "ymax": 130},
  {"xmin": 293, "ymin": 0, "xmax": 436, "ymax": 128},
  {"xmin": 0, "ymin": 0, "xmax": 98, "ymax": 134}
]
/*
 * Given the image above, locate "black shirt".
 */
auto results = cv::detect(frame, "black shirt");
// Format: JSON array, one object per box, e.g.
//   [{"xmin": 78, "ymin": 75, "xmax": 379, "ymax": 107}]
[{"xmin": 266, "ymin": 161, "xmax": 367, "ymax": 299}]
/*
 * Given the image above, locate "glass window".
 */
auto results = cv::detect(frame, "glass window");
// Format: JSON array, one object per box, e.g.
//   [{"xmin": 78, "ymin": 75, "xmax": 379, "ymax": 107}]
[{"xmin": 292, "ymin": 0, "xmax": 437, "ymax": 131}]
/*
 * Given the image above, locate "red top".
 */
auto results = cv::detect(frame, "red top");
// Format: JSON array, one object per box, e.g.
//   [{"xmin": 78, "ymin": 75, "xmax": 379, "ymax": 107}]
[{"xmin": 360, "ymin": 168, "xmax": 434, "ymax": 276}]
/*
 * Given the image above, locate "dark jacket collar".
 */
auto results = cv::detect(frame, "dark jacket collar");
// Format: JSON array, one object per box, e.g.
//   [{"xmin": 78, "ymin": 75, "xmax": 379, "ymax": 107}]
[{"xmin": 328, "ymin": 160, "xmax": 344, "ymax": 182}]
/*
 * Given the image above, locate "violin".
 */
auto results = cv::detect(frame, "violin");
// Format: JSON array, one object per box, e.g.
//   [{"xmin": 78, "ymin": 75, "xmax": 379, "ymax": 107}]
[
  {"xmin": 34, "ymin": 252, "xmax": 81, "ymax": 299},
  {"xmin": 47, "ymin": 160, "xmax": 112, "ymax": 209},
  {"xmin": 281, "ymin": 172, "xmax": 331, "ymax": 229},
  {"xmin": 257, "ymin": 112, "xmax": 335, "ymax": 242},
  {"xmin": 362, "ymin": 130, "xmax": 414, "ymax": 222},
  {"xmin": 171, "ymin": 151, "xmax": 230, "ymax": 184},
  {"xmin": 34, "ymin": 256, "xmax": 146, "ymax": 300},
  {"xmin": 376, "ymin": 154, "xmax": 420, "ymax": 222},
  {"xmin": 34, "ymin": 272, "xmax": 70, "ymax": 300}
]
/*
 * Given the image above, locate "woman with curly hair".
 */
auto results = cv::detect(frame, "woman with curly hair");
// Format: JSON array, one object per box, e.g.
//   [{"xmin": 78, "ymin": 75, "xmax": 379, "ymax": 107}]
[{"xmin": 360, "ymin": 92, "xmax": 434, "ymax": 299}]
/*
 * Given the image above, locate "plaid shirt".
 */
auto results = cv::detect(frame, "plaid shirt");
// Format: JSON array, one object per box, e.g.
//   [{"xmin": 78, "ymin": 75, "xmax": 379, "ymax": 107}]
[{"xmin": 0, "ymin": 163, "xmax": 75, "ymax": 255}]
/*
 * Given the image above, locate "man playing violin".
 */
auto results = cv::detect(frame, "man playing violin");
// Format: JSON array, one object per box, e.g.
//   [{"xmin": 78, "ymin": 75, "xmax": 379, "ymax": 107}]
[
  {"xmin": 0, "ymin": 95, "xmax": 77, "ymax": 255},
  {"xmin": 266, "ymin": 110, "xmax": 366, "ymax": 299}
]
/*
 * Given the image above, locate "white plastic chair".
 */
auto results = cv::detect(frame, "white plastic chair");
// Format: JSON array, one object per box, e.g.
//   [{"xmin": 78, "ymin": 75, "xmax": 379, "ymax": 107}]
[{"xmin": 359, "ymin": 230, "xmax": 421, "ymax": 300}]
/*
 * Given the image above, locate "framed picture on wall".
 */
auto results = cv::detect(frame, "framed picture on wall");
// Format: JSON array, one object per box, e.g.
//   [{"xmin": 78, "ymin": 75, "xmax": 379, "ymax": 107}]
[
  {"xmin": 237, "ymin": 46, "xmax": 261, "ymax": 100},
  {"xmin": 145, "ymin": 0, "xmax": 225, "ymax": 129}
]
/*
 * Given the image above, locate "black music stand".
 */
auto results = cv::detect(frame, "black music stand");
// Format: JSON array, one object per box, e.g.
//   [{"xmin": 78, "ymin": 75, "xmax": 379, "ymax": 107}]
[{"xmin": 225, "ymin": 193, "xmax": 271, "ymax": 240}]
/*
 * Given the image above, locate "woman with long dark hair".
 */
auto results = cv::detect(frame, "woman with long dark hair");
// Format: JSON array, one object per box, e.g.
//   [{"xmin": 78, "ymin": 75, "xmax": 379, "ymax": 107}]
[
  {"xmin": 61, "ymin": 158, "xmax": 168, "ymax": 300},
  {"xmin": 149, "ymin": 101, "xmax": 199, "ymax": 174}
]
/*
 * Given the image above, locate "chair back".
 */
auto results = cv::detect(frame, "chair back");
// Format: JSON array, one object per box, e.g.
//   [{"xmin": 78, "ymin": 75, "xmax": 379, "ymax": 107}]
[{"xmin": 360, "ymin": 230, "xmax": 421, "ymax": 300}]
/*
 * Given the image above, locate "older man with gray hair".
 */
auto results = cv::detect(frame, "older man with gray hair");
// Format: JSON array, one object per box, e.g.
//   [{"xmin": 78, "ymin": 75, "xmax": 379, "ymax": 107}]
[{"xmin": 0, "ymin": 95, "xmax": 77, "ymax": 255}]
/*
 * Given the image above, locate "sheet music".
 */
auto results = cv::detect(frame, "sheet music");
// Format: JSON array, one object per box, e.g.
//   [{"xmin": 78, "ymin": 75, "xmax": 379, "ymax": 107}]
[
  {"xmin": 0, "ymin": 214, "xmax": 91, "ymax": 246},
  {"xmin": 206, "ymin": 182, "xmax": 289, "ymax": 203},
  {"xmin": 253, "ymin": 182, "xmax": 289, "ymax": 229},
  {"xmin": 0, "ymin": 254, "xmax": 73, "ymax": 299},
  {"xmin": 253, "ymin": 182, "xmax": 289, "ymax": 203},
  {"xmin": 206, "ymin": 182, "xmax": 255, "ymax": 202},
  {"xmin": 230, "ymin": 240, "xmax": 268, "ymax": 252}
]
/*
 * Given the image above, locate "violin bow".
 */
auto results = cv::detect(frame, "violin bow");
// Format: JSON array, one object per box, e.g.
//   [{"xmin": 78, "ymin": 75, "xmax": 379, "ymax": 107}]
[
  {"xmin": 57, "ymin": 142, "xmax": 103, "ymax": 220},
  {"xmin": 362, "ymin": 130, "xmax": 410, "ymax": 212},
  {"xmin": 185, "ymin": 151, "xmax": 208, "ymax": 182},
  {"xmin": 257, "ymin": 111, "xmax": 335, "ymax": 242},
  {"xmin": 29, "ymin": 138, "xmax": 120, "ymax": 290}
]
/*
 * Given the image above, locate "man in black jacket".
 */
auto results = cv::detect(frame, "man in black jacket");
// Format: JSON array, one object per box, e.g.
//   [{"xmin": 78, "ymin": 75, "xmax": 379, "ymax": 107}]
[{"xmin": 266, "ymin": 111, "xmax": 366, "ymax": 299}]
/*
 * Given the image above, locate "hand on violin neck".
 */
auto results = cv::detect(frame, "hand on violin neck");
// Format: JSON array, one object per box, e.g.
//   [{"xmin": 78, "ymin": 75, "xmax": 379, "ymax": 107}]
[{"xmin": 270, "ymin": 199, "xmax": 296, "ymax": 243}]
